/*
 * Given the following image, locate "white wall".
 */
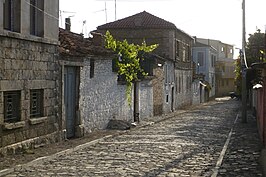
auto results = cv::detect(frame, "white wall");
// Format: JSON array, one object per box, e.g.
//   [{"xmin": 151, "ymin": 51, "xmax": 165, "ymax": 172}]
[{"xmin": 80, "ymin": 58, "xmax": 134, "ymax": 133}]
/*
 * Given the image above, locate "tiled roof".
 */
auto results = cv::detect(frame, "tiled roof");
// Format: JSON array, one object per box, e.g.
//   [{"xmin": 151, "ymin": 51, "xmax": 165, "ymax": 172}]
[
  {"xmin": 59, "ymin": 28, "xmax": 112, "ymax": 57},
  {"xmin": 97, "ymin": 11, "xmax": 177, "ymax": 30}
]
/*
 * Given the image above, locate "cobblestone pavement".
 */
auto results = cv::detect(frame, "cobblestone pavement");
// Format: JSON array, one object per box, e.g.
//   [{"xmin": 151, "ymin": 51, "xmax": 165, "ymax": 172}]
[
  {"xmin": 3, "ymin": 98, "xmax": 263, "ymax": 176},
  {"xmin": 218, "ymin": 110, "xmax": 263, "ymax": 177}
]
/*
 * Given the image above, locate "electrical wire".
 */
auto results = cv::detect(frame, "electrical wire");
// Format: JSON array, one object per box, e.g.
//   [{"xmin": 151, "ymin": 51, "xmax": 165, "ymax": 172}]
[{"xmin": 22, "ymin": 0, "xmax": 59, "ymax": 22}]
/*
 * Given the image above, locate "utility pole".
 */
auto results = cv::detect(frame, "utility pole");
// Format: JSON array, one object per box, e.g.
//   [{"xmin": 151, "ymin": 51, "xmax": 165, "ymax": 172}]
[{"xmin": 241, "ymin": 0, "xmax": 247, "ymax": 123}]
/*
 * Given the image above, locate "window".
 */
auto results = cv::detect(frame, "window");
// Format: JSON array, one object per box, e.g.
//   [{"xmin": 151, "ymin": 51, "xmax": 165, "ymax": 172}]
[
  {"xmin": 30, "ymin": 0, "xmax": 44, "ymax": 36},
  {"xmin": 30, "ymin": 89, "xmax": 44, "ymax": 118},
  {"xmin": 165, "ymin": 64, "xmax": 168, "ymax": 84},
  {"xmin": 182, "ymin": 46, "xmax": 186, "ymax": 61},
  {"xmin": 140, "ymin": 58, "xmax": 153, "ymax": 76},
  {"xmin": 90, "ymin": 59, "xmax": 95, "ymax": 78},
  {"xmin": 166, "ymin": 95, "xmax": 169, "ymax": 103},
  {"xmin": 211, "ymin": 55, "xmax": 216, "ymax": 67},
  {"xmin": 176, "ymin": 40, "xmax": 180, "ymax": 58},
  {"xmin": 3, "ymin": 0, "xmax": 21, "ymax": 32},
  {"xmin": 197, "ymin": 52, "xmax": 204, "ymax": 66},
  {"xmin": 112, "ymin": 58, "xmax": 118, "ymax": 72},
  {"xmin": 186, "ymin": 45, "xmax": 190, "ymax": 61},
  {"xmin": 4, "ymin": 91, "xmax": 21, "ymax": 123},
  {"xmin": 221, "ymin": 47, "xmax": 224, "ymax": 52},
  {"xmin": 178, "ymin": 76, "xmax": 181, "ymax": 93}
]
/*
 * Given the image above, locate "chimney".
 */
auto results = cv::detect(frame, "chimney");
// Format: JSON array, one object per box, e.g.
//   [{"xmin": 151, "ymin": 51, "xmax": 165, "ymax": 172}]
[
  {"xmin": 65, "ymin": 18, "xmax": 71, "ymax": 31},
  {"xmin": 91, "ymin": 32, "xmax": 104, "ymax": 46}
]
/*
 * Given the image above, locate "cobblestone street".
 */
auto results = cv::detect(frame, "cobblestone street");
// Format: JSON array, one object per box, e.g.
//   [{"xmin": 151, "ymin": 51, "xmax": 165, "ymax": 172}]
[{"xmin": 2, "ymin": 98, "xmax": 263, "ymax": 177}]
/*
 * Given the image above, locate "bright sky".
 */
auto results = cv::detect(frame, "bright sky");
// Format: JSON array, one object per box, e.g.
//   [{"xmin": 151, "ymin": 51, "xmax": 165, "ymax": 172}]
[{"xmin": 59, "ymin": 0, "xmax": 266, "ymax": 54}]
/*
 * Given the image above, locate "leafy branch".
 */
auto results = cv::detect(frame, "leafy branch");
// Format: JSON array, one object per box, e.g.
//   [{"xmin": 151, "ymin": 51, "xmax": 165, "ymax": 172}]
[{"xmin": 105, "ymin": 31, "xmax": 158, "ymax": 104}]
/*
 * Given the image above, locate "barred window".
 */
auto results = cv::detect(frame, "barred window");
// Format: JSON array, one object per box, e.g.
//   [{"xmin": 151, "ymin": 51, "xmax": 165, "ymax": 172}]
[
  {"xmin": 30, "ymin": 89, "xmax": 44, "ymax": 118},
  {"xmin": 4, "ymin": 91, "xmax": 21, "ymax": 123}
]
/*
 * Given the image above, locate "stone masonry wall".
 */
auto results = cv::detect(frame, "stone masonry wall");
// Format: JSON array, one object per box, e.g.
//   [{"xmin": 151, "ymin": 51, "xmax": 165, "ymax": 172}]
[
  {"xmin": 80, "ymin": 58, "xmax": 133, "ymax": 133},
  {"xmin": 139, "ymin": 80, "xmax": 153, "ymax": 119},
  {"xmin": 98, "ymin": 29, "xmax": 175, "ymax": 59},
  {"xmin": 0, "ymin": 36, "xmax": 60, "ymax": 155},
  {"xmin": 153, "ymin": 67, "xmax": 164, "ymax": 116},
  {"xmin": 175, "ymin": 69, "xmax": 193, "ymax": 109}
]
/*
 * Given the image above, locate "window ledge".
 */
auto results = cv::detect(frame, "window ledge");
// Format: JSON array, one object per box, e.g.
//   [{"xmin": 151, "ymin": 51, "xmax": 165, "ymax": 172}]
[
  {"xmin": 3, "ymin": 121, "xmax": 26, "ymax": 130},
  {"xmin": 29, "ymin": 117, "xmax": 48, "ymax": 125}
]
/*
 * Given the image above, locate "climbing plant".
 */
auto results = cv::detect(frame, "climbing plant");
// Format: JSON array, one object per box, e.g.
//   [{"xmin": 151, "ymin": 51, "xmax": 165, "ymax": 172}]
[{"xmin": 105, "ymin": 31, "xmax": 158, "ymax": 104}]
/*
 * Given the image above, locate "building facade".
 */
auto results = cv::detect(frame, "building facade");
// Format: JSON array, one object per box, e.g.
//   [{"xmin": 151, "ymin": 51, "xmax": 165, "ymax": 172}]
[
  {"xmin": 192, "ymin": 41, "xmax": 218, "ymax": 98},
  {"xmin": 0, "ymin": 0, "xmax": 60, "ymax": 155},
  {"xmin": 97, "ymin": 11, "xmax": 194, "ymax": 115},
  {"xmin": 196, "ymin": 38, "xmax": 235, "ymax": 96},
  {"xmin": 59, "ymin": 28, "xmax": 140, "ymax": 136}
]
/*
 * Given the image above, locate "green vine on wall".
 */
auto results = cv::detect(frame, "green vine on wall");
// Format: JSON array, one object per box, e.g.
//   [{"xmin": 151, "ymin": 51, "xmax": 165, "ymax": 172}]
[{"xmin": 105, "ymin": 31, "xmax": 158, "ymax": 104}]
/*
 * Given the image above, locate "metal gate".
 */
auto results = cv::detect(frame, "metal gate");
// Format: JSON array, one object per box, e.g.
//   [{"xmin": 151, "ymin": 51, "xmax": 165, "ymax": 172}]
[{"xmin": 64, "ymin": 66, "xmax": 77, "ymax": 138}]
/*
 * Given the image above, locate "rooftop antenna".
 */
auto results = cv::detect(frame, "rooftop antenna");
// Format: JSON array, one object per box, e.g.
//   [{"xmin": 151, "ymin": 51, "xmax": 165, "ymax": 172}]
[
  {"xmin": 115, "ymin": 0, "xmax": 117, "ymax": 20},
  {"xmin": 82, "ymin": 20, "xmax": 87, "ymax": 35},
  {"xmin": 105, "ymin": 2, "xmax": 107, "ymax": 23},
  {"xmin": 93, "ymin": 2, "xmax": 108, "ymax": 23}
]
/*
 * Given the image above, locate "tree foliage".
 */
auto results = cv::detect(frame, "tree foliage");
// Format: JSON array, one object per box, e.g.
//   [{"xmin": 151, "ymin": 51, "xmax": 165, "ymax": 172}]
[
  {"xmin": 235, "ymin": 29, "xmax": 265, "ymax": 94},
  {"xmin": 105, "ymin": 31, "xmax": 158, "ymax": 104},
  {"xmin": 234, "ymin": 57, "xmax": 242, "ymax": 95},
  {"xmin": 246, "ymin": 29, "xmax": 266, "ymax": 66}
]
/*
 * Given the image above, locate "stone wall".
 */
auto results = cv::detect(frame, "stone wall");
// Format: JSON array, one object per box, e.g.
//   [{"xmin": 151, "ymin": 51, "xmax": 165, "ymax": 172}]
[
  {"xmin": 192, "ymin": 80, "xmax": 202, "ymax": 105},
  {"xmin": 153, "ymin": 67, "xmax": 164, "ymax": 116},
  {"xmin": 163, "ymin": 61, "xmax": 175, "ymax": 114},
  {"xmin": 174, "ymin": 69, "xmax": 193, "ymax": 109},
  {"xmin": 0, "ymin": 36, "xmax": 60, "ymax": 155},
  {"xmin": 139, "ymin": 80, "xmax": 153, "ymax": 119},
  {"xmin": 80, "ymin": 58, "xmax": 134, "ymax": 133},
  {"xmin": 98, "ymin": 29, "xmax": 175, "ymax": 59}
]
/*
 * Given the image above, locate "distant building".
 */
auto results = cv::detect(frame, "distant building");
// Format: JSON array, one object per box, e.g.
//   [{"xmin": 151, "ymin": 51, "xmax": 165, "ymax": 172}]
[
  {"xmin": 0, "ymin": 0, "xmax": 60, "ymax": 155},
  {"xmin": 196, "ymin": 38, "xmax": 236, "ymax": 97},
  {"xmin": 96, "ymin": 11, "xmax": 194, "ymax": 116},
  {"xmin": 192, "ymin": 40, "xmax": 218, "ymax": 98}
]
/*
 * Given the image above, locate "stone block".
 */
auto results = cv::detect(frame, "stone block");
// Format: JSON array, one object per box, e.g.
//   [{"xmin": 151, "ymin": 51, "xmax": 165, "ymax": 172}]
[
  {"xmin": 29, "ymin": 128, "xmax": 38, "ymax": 139},
  {"xmin": 14, "ymin": 131, "xmax": 26, "ymax": 142},
  {"xmin": 37, "ymin": 125, "xmax": 47, "ymax": 136},
  {"xmin": 2, "ymin": 133, "xmax": 16, "ymax": 146}
]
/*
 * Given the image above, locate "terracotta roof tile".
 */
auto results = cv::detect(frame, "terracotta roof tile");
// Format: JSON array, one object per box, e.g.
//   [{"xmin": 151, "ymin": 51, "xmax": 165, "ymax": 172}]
[
  {"xmin": 59, "ymin": 28, "xmax": 112, "ymax": 57},
  {"xmin": 97, "ymin": 11, "xmax": 177, "ymax": 30}
]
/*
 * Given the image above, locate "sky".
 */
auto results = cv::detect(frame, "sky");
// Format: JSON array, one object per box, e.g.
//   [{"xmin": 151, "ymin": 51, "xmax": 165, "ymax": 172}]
[{"xmin": 59, "ymin": 0, "xmax": 266, "ymax": 57}]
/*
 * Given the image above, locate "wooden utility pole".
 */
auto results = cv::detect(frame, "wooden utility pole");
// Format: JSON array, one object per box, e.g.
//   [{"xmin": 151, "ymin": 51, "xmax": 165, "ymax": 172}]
[{"xmin": 241, "ymin": 0, "xmax": 247, "ymax": 123}]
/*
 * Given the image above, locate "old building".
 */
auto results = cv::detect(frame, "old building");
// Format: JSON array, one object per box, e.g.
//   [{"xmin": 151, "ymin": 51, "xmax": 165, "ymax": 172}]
[
  {"xmin": 192, "ymin": 40, "xmax": 218, "ymax": 98},
  {"xmin": 96, "ymin": 11, "xmax": 194, "ymax": 115},
  {"xmin": 0, "ymin": 0, "xmax": 60, "ymax": 155},
  {"xmin": 196, "ymin": 38, "xmax": 236, "ymax": 97},
  {"xmin": 60, "ymin": 26, "xmax": 163, "ymax": 135}
]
